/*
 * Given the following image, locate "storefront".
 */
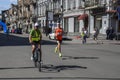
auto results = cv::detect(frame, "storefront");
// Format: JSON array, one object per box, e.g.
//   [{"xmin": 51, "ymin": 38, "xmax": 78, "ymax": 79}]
[
  {"xmin": 63, "ymin": 10, "xmax": 87, "ymax": 35},
  {"xmin": 89, "ymin": 7, "xmax": 107, "ymax": 34}
]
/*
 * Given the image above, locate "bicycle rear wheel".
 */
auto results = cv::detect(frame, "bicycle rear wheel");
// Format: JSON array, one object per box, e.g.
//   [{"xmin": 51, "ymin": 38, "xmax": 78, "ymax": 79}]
[
  {"xmin": 38, "ymin": 61, "xmax": 42, "ymax": 72},
  {"xmin": 37, "ymin": 49, "xmax": 42, "ymax": 72},
  {"xmin": 34, "ymin": 60, "xmax": 37, "ymax": 67}
]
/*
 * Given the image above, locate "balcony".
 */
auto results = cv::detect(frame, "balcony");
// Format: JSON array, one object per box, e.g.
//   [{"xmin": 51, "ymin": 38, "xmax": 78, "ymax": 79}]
[
  {"xmin": 85, "ymin": 0, "xmax": 106, "ymax": 9},
  {"xmin": 54, "ymin": 8, "xmax": 61, "ymax": 14},
  {"xmin": 18, "ymin": 0, "xmax": 23, "ymax": 6},
  {"xmin": 30, "ymin": 0, "xmax": 36, "ymax": 4},
  {"xmin": 24, "ymin": 0, "xmax": 31, "ymax": 6},
  {"xmin": 112, "ymin": 0, "xmax": 120, "ymax": 6}
]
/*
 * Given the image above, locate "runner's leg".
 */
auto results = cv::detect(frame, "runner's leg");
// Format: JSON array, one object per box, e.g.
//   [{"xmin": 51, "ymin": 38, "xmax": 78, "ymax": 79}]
[{"xmin": 31, "ymin": 44, "xmax": 36, "ymax": 60}]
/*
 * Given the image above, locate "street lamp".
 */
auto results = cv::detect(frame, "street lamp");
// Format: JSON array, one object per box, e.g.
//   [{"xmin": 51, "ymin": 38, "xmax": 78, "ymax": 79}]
[
  {"xmin": 44, "ymin": 1, "xmax": 49, "ymax": 36},
  {"xmin": 61, "ymin": 0, "xmax": 63, "ymax": 28},
  {"xmin": 36, "ymin": 0, "xmax": 39, "ymax": 22}
]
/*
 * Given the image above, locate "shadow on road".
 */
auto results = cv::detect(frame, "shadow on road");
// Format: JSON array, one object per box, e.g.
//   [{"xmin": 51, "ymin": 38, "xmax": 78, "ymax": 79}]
[
  {"xmin": 0, "ymin": 33, "xmax": 57, "ymax": 46},
  {"xmin": 0, "ymin": 77, "xmax": 119, "ymax": 80},
  {"xmin": 61, "ymin": 55, "xmax": 99, "ymax": 60},
  {"xmin": 41, "ymin": 64, "xmax": 87, "ymax": 73},
  {"xmin": 0, "ymin": 33, "xmax": 30, "ymax": 46},
  {"xmin": 0, "ymin": 64, "xmax": 87, "ymax": 73}
]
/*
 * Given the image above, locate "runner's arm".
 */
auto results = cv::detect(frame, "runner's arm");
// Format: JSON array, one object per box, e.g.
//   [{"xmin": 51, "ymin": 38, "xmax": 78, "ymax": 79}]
[
  {"xmin": 29, "ymin": 35, "xmax": 32, "ymax": 43},
  {"xmin": 29, "ymin": 30, "xmax": 33, "ymax": 43},
  {"xmin": 40, "ymin": 30, "xmax": 42, "ymax": 40}
]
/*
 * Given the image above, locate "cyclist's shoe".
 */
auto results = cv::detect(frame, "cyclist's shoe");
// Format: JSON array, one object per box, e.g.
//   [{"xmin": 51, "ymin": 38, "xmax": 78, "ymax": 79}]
[
  {"xmin": 54, "ymin": 47, "xmax": 58, "ymax": 53},
  {"xmin": 31, "ymin": 56, "xmax": 34, "ymax": 60},
  {"xmin": 59, "ymin": 53, "xmax": 62, "ymax": 57},
  {"xmin": 39, "ymin": 60, "xmax": 43, "ymax": 64}
]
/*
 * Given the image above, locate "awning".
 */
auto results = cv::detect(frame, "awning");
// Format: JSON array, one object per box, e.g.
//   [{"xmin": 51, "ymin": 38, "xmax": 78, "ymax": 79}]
[
  {"xmin": 85, "ymin": 5, "xmax": 98, "ymax": 10},
  {"xmin": 106, "ymin": 10, "xmax": 116, "ymax": 13},
  {"xmin": 78, "ymin": 14, "xmax": 88, "ymax": 20}
]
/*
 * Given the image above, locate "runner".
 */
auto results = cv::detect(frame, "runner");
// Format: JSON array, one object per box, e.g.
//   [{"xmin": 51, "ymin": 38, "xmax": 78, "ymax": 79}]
[{"xmin": 54, "ymin": 24, "xmax": 63, "ymax": 57}]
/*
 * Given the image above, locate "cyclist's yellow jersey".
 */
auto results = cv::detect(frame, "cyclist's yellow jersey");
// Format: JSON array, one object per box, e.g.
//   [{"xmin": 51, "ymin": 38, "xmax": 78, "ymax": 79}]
[{"xmin": 30, "ymin": 29, "xmax": 41, "ymax": 41}]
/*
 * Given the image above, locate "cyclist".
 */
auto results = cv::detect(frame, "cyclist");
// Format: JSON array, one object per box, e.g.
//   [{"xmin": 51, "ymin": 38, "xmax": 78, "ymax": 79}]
[
  {"xmin": 29, "ymin": 23, "xmax": 42, "ymax": 60},
  {"xmin": 54, "ymin": 23, "xmax": 63, "ymax": 57}
]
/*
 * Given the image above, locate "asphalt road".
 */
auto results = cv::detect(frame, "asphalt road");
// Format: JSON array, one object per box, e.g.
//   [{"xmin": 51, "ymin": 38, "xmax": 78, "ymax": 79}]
[{"xmin": 0, "ymin": 33, "xmax": 120, "ymax": 80}]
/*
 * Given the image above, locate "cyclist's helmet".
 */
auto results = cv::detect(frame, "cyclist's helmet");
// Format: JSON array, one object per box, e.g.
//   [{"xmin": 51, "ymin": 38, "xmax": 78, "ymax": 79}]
[{"xmin": 34, "ymin": 23, "xmax": 39, "ymax": 27}]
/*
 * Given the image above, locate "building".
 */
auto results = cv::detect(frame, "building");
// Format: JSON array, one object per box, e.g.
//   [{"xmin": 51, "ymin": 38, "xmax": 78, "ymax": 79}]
[
  {"xmin": 17, "ymin": 0, "xmax": 36, "ymax": 33},
  {"xmin": 9, "ymin": 4, "xmax": 18, "ymax": 30},
  {"xmin": 37, "ymin": 0, "xmax": 62, "ymax": 35}
]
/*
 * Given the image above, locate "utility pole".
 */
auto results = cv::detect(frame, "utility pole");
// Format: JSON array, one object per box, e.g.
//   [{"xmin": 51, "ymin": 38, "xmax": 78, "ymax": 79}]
[
  {"xmin": 61, "ymin": 0, "xmax": 63, "ymax": 29},
  {"xmin": 45, "ymin": 1, "xmax": 48, "ymax": 36},
  {"xmin": 36, "ymin": 0, "xmax": 39, "ymax": 23}
]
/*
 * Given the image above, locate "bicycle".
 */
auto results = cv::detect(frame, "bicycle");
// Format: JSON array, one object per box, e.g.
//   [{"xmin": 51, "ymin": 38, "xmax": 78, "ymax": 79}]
[{"xmin": 33, "ymin": 44, "xmax": 42, "ymax": 72}]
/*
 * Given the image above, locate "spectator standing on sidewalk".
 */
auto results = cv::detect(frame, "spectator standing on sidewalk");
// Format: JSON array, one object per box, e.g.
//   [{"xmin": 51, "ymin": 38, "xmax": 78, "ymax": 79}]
[
  {"xmin": 109, "ymin": 27, "xmax": 114, "ymax": 40},
  {"xmin": 93, "ymin": 28, "xmax": 99, "ymax": 43},
  {"xmin": 106, "ymin": 27, "xmax": 110, "ymax": 40}
]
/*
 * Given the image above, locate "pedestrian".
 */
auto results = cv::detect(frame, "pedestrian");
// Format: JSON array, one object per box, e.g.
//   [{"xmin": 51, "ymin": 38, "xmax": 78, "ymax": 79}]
[
  {"xmin": 106, "ymin": 27, "xmax": 110, "ymax": 40},
  {"xmin": 109, "ymin": 27, "xmax": 114, "ymax": 40},
  {"xmin": 93, "ymin": 28, "xmax": 99, "ymax": 43},
  {"xmin": 54, "ymin": 23, "xmax": 63, "ymax": 57},
  {"xmin": 81, "ymin": 28, "xmax": 87, "ymax": 44}
]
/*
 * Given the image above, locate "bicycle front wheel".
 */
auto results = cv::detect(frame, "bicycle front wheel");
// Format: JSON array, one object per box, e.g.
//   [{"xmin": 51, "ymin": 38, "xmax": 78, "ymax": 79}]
[
  {"xmin": 38, "ymin": 61, "xmax": 42, "ymax": 72},
  {"xmin": 33, "ymin": 50, "xmax": 38, "ymax": 67}
]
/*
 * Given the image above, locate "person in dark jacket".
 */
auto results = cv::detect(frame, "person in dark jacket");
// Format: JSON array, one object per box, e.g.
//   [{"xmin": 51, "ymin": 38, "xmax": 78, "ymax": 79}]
[
  {"xmin": 109, "ymin": 27, "xmax": 114, "ymax": 40},
  {"xmin": 106, "ymin": 27, "xmax": 110, "ymax": 40}
]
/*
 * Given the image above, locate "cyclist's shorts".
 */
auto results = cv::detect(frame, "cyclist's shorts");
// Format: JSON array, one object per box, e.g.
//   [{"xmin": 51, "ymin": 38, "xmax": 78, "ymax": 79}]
[
  {"xmin": 56, "ymin": 40, "xmax": 62, "ymax": 44},
  {"xmin": 31, "ymin": 40, "xmax": 41, "ymax": 45}
]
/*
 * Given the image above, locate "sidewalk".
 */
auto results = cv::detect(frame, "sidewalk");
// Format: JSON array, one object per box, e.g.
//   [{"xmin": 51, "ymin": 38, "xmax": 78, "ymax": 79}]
[{"xmin": 63, "ymin": 35, "xmax": 120, "ymax": 45}]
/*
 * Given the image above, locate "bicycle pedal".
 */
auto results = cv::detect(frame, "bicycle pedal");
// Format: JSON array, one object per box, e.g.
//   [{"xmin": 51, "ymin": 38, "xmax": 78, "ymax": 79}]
[{"xmin": 39, "ymin": 61, "xmax": 43, "ymax": 64}]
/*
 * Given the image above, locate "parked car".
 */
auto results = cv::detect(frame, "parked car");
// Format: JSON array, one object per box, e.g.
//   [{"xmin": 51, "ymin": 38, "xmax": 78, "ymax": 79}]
[
  {"xmin": 14, "ymin": 28, "xmax": 22, "ymax": 34},
  {"xmin": 48, "ymin": 32, "xmax": 55, "ymax": 40},
  {"xmin": 48, "ymin": 32, "xmax": 69, "ymax": 40}
]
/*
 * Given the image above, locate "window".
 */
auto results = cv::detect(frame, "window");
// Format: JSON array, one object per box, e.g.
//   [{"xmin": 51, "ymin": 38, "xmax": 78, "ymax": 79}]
[
  {"xmin": 64, "ymin": 18, "xmax": 68, "ymax": 32},
  {"xmin": 73, "ymin": 0, "xmax": 76, "ymax": 9},
  {"xmin": 74, "ymin": 17, "xmax": 79, "ymax": 32},
  {"xmin": 67, "ymin": 0, "xmax": 71, "ymax": 10},
  {"xmin": 38, "ymin": 5, "xmax": 40, "ymax": 16},
  {"xmin": 99, "ymin": 0, "xmax": 106, "ymax": 6},
  {"xmin": 63, "ymin": 0, "xmax": 66, "ymax": 11},
  {"xmin": 28, "ymin": 5, "xmax": 30, "ymax": 11},
  {"xmin": 85, "ymin": 0, "xmax": 96, "ymax": 7},
  {"xmin": 78, "ymin": 0, "xmax": 82, "ymax": 8},
  {"xmin": 48, "ymin": 2, "xmax": 52, "ymax": 11}
]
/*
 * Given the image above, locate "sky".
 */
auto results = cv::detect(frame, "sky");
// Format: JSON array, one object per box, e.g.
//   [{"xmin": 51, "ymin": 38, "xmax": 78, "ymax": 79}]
[{"xmin": 0, "ymin": 0, "xmax": 17, "ymax": 13}]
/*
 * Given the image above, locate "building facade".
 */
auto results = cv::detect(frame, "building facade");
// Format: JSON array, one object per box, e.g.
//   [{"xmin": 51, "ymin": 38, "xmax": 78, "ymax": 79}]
[
  {"xmin": 37, "ymin": 0, "xmax": 86, "ymax": 35},
  {"xmin": 37, "ymin": 0, "xmax": 62, "ymax": 35},
  {"xmin": 85, "ymin": 0, "xmax": 120, "ymax": 37},
  {"xmin": 63, "ymin": 0, "xmax": 86, "ymax": 35}
]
